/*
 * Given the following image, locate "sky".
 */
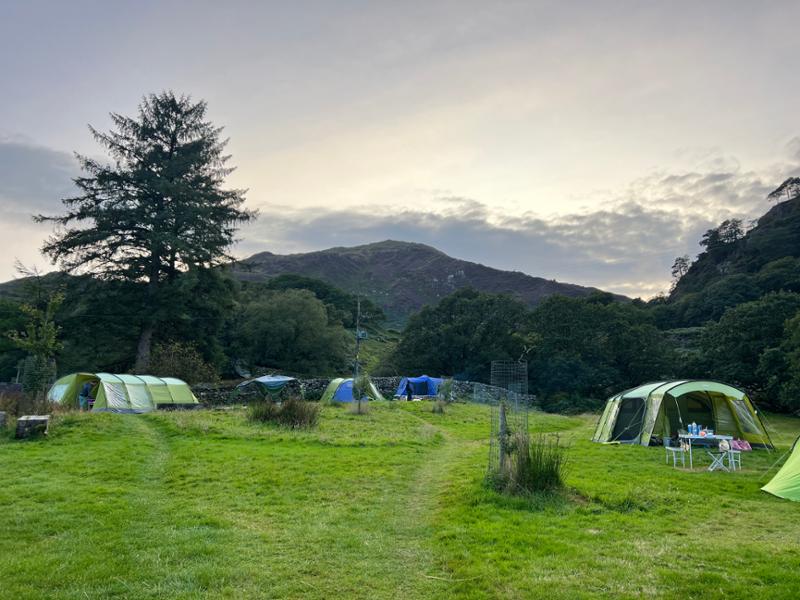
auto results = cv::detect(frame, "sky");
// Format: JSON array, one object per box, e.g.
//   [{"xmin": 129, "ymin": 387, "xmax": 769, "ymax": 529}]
[{"xmin": 1, "ymin": 0, "xmax": 799, "ymax": 297}]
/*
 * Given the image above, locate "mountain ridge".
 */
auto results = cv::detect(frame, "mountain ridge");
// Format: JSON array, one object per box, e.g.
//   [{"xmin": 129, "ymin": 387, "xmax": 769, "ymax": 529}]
[{"xmin": 234, "ymin": 239, "xmax": 626, "ymax": 324}]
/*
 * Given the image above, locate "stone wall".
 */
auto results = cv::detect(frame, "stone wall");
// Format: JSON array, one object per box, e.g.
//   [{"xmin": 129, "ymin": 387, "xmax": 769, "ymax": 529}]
[{"xmin": 191, "ymin": 376, "xmax": 534, "ymax": 406}]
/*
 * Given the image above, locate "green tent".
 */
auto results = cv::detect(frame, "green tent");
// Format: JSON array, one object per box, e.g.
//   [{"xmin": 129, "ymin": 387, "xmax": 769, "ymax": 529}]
[
  {"xmin": 592, "ymin": 380, "xmax": 772, "ymax": 448},
  {"xmin": 762, "ymin": 437, "xmax": 800, "ymax": 502},
  {"xmin": 47, "ymin": 372, "xmax": 198, "ymax": 413},
  {"xmin": 320, "ymin": 377, "xmax": 384, "ymax": 404}
]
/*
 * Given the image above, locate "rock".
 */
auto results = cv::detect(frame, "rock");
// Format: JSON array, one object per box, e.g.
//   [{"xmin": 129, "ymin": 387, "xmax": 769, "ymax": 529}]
[{"xmin": 15, "ymin": 415, "xmax": 50, "ymax": 439}]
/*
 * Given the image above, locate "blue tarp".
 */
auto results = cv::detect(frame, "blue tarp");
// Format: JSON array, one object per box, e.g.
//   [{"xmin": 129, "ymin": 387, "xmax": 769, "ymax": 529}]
[{"xmin": 395, "ymin": 375, "xmax": 443, "ymax": 398}]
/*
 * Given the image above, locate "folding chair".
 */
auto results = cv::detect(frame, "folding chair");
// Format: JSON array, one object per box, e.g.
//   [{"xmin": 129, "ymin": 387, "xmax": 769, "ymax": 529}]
[
  {"xmin": 707, "ymin": 440, "xmax": 732, "ymax": 472},
  {"xmin": 665, "ymin": 440, "xmax": 687, "ymax": 468},
  {"xmin": 728, "ymin": 450, "xmax": 742, "ymax": 471}
]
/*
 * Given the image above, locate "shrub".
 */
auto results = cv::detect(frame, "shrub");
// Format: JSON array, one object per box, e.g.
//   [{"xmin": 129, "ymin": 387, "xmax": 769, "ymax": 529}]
[
  {"xmin": 248, "ymin": 397, "xmax": 320, "ymax": 429},
  {"xmin": 350, "ymin": 372, "xmax": 370, "ymax": 415},
  {"xmin": 148, "ymin": 341, "xmax": 220, "ymax": 384},
  {"xmin": 490, "ymin": 432, "xmax": 568, "ymax": 495},
  {"xmin": 432, "ymin": 399, "xmax": 446, "ymax": 414},
  {"xmin": 437, "ymin": 378, "xmax": 455, "ymax": 404},
  {"xmin": 0, "ymin": 389, "xmax": 55, "ymax": 417}
]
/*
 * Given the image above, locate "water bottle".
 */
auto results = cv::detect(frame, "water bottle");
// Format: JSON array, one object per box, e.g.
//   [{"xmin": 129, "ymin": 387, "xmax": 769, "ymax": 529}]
[{"xmin": 691, "ymin": 422, "xmax": 697, "ymax": 435}]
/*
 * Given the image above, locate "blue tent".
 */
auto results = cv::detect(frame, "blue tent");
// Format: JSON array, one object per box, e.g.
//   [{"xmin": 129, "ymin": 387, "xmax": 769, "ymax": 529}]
[
  {"xmin": 395, "ymin": 375, "xmax": 443, "ymax": 398},
  {"xmin": 321, "ymin": 378, "xmax": 385, "ymax": 403}
]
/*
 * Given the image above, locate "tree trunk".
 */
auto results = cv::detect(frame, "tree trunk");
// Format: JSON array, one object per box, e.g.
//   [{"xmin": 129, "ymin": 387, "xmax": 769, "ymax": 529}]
[{"xmin": 134, "ymin": 324, "xmax": 154, "ymax": 373}]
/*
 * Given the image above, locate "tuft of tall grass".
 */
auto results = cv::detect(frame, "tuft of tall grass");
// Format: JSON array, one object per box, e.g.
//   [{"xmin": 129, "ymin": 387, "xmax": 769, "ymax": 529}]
[
  {"xmin": 490, "ymin": 432, "xmax": 568, "ymax": 495},
  {"xmin": 248, "ymin": 397, "xmax": 320, "ymax": 429}
]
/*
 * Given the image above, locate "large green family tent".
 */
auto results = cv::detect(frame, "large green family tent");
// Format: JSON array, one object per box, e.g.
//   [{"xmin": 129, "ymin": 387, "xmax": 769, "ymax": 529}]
[
  {"xmin": 47, "ymin": 372, "xmax": 198, "ymax": 413},
  {"xmin": 321, "ymin": 377, "xmax": 384, "ymax": 404},
  {"xmin": 592, "ymin": 380, "xmax": 772, "ymax": 448},
  {"xmin": 762, "ymin": 437, "xmax": 800, "ymax": 502}
]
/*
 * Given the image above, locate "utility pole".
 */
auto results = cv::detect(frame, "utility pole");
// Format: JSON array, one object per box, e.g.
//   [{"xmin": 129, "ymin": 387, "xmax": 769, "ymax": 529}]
[
  {"xmin": 353, "ymin": 295, "xmax": 362, "ymax": 382},
  {"xmin": 353, "ymin": 296, "xmax": 369, "ymax": 412}
]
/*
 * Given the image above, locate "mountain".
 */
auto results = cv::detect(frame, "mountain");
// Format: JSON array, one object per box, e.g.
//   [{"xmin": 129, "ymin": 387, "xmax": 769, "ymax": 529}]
[{"xmin": 233, "ymin": 240, "xmax": 624, "ymax": 324}]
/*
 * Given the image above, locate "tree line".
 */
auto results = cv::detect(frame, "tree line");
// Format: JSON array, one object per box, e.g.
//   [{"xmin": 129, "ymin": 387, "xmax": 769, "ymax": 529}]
[{"xmin": 4, "ymin": 91, "xmax": 800, "ymax": 413}]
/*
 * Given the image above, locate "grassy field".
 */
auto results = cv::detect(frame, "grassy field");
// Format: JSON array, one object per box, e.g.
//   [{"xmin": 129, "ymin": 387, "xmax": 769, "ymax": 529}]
[{"xmin": 1, "ymin": 402, "xmax": 799, "ymax": 599}]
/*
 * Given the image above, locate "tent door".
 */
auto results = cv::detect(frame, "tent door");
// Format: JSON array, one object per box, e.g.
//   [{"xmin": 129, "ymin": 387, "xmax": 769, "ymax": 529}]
[{"xmin": 611, "ymin": 398, "xmax": 645, "ymax": 442}]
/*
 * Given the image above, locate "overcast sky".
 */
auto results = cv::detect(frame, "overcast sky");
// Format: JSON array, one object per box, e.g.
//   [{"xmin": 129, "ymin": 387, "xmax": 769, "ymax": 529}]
[{"xmin": 1, "ymin": 1, "xmax": 799, "ymax": 297}]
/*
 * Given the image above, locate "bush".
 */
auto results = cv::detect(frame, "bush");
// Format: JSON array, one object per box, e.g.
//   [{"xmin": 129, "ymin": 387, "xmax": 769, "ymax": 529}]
[
  {"xmin": 0, "ymin": 390, "xmax": 55, "ymax": 418},
  {"xmin": 437, "ymin": 378, "xmax": 454, "ymax": 404},
  {"xmin": 148, "ymin": 341, "xmax": 220, "ymax": 384},
  {"xmin": 432, "ymin": 399, "xmax": 446, "ymax": 414},
  {"xmin": 490, "ymin": 432, "xmax": 568, "ymax": 495},
  {"xmin": 248, "ymin": 397, "xmax": 320, "ymax": 429},
  {"xmin": 350, "ymin": 372, "xmax": 371, "ymax": 415}
]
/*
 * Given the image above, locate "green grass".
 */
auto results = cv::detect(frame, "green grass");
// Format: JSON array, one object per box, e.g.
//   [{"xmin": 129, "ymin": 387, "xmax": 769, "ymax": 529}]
[{"xmin": 1, "ymin": 402, "xmax": 799, "ymax": 599}]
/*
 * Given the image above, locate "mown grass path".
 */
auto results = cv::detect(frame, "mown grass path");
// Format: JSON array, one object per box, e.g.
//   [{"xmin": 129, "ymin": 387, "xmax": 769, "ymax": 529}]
[{"xmin": 1, "ymin": 403, "xmax": 800, "ymax": 599}]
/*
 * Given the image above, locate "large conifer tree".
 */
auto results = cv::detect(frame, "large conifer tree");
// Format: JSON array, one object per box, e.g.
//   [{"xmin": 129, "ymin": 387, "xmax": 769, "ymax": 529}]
[{"xmin": 37, "ymin": 92, "xmax": 254, "ymax": 370}]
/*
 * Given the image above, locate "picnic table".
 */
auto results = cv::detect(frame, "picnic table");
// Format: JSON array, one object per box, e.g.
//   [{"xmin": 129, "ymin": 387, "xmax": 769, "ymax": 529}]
[{"xmin": 678, "ymin": 432, "xmax": 733, "ymax": 470}]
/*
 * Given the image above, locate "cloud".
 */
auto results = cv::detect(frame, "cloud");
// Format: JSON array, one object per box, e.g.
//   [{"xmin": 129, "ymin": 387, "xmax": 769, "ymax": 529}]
[
  {"xmin": 0, "ymin": 137, "xmax": 76, "ymax": 221},
  {"xmin": 0, "ymin": 135, "xmax": 797, "ymax": 298},
  {"xmin": 0, "ymin": 138, "xmax": 77, "ymax": 275},
  {"xmin": 238, "ymin": 148, "xmax": 799, "ymax": 298}
]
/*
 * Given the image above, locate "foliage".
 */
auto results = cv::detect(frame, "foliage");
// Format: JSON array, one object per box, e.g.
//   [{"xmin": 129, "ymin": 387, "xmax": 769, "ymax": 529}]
[
  {"xmin": 7, "ymin": 290, "xmax": 63, "ymax": 359},
  {"xmin": 7, "ymin": 288, "xmax": 64, "ymax": 396},
  {"xmin": 767, "ymin": 177, "xmax": 800, "ymax": 203},
  {"xmin": 351, "ymin": 371, "xmax": 371, "ymax": 415},
  {"xmin": 528, "ymin": 295, "xmax": 674, "ymax": 408},
  {"xmin": 260, "ymin": 274, "xmax": 385, "ymax": 328},
  {"xmin": 699, "ymin": 292, "xmax": 800, "ymax": 391},
  {"xmin": 36, "ymin": 91, "xmax": 254, "ymax": 370},
  {"xmin": 247, "ymin": 397, "xmax": 320, "ymax": 429},
  {"xmin": 230, "ymin": 289, "xmax": 349, "ymax": 375},
  {"xmin": 437, "ymin": 378, "xmax": 455, "ymax": 403},
  {"xmin": 390, "ymin": 288, "xmax": 530, "ymax": 381},
  {"xmin": 148, "ymin": 341, "xmax": 220, "ymax": 384},
  {"xmin": 0, "ymin": 299, "xmax": 26, "ymax": 381},
  {"xmin": 757, "ymin": 312, "xmax": 800, "ymax": 413}
]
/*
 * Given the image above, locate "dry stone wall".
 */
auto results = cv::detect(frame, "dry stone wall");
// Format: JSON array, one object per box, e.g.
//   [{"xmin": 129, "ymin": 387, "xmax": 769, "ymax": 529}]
[{"xmin": 191, "ymin": 377, "xmax": 530, "ymax": 406}]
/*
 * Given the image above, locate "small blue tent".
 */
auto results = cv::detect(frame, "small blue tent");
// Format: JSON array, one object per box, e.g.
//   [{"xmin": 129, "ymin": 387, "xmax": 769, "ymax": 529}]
[
  {"xmin": 395, "ymin": 375, "xmax": 443, "ymax": 398},
  {"xmin": 321, "ymin": 378, "xmax": 385, "ymax": 403}
]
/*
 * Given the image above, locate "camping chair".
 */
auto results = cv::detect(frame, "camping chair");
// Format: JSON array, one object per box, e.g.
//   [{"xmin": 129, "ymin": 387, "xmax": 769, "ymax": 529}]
[
  {"xmin": 665, "ymin": 440, "xmax": 688, "ymax": 468},
  {"xmin": 707, "ymin": 440, "xmax": 731, "ymax": 472}
]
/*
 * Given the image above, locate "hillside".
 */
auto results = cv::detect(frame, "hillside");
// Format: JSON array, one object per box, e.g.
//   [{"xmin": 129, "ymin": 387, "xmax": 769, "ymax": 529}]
[
  {"xmin": 672, "ymin": 194, "xmax": 800, "ymax": 298},
  {"xmin": 234, "ymin": 240, "xmax": 622, "ymax": 324}
]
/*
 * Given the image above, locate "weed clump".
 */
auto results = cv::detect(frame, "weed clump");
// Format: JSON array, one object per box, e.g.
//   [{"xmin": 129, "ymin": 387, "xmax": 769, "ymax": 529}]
[
  {"xmin": 248, "ymin": 397, "xmax": 320, "ymax": 429},
  {"xmin": 489, "ymin": 431, "xmax": 568, "ymax": 495}
]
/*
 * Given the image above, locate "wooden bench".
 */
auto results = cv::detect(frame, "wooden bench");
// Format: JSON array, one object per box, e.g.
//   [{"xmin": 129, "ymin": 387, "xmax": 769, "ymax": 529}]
[{"xmin": 15, "ymin": 415, "xmax": 50, "ymax": 439}]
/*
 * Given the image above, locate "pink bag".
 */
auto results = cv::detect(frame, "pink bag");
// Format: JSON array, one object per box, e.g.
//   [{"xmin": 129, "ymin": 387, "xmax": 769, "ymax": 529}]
[{"xmin": 730, "ymin": 439, "xmax": 752, "ymax": 451}]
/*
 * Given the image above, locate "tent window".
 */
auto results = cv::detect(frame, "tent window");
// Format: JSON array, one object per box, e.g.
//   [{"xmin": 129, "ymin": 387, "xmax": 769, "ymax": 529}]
[
  {"xmin": 611, "ymin": 398, "xmax": 644, "ymax": 442},
  {"xmin": 732, "ymin": 399, "xmax": 761, "ymax": 434}
]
